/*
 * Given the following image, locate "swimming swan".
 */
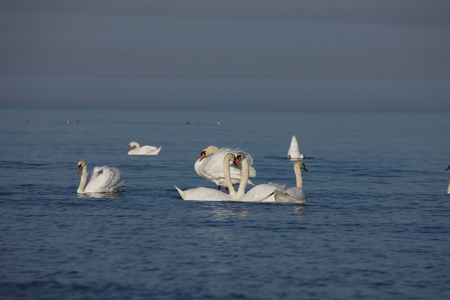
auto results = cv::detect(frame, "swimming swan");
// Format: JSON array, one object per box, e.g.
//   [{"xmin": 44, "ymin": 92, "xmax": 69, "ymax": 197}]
[
  {"xmin": 77, "ymin": 160, "xmax": 126, "ymax": 193},
  {"xmin": 274, "ymin": 161, "xmax": 308, "ymax": 203},
  {"xmin": 287, "ymin": 135, "xmax": 305, "ymax": 160},
  {"xmin": 128, "ymin": 141, "xmax": 162, "ymax": 155},
  {"xmin": 229, "ymin": 153, "xmax": 283, "ymax": 202},
  {"xmin": 175, "ymin": 153, "xmax": 236, "ymax": 201},
  {"xmin": 446, "ymin": 164, "xmax": 450, "ymax": 194},
  {"xmin": 194, "ymin": 145, "xmax": 256, "ymax": 190}
]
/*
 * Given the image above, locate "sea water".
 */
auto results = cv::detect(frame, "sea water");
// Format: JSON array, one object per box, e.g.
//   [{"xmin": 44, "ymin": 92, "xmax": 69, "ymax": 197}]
[{"xmin": 0, "ymin": 108, "xmax": 449, "ymax": 299}]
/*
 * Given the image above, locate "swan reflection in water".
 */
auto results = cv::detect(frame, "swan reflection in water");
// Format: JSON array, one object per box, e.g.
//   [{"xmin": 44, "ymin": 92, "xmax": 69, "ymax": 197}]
[
  {"xmin": 293, "ymin": 205, "xmax": 307, "ymax": 219},
  {"xmin": 77, "ymin": 192, "xmax": 124, "ymax": 199},
  {"xmin": 196, "ymin": 203, "xmax": 249, "ymax": 219},
  {"xmin": 196, "ymin": 202, "xmax": 307, "ymax": 221}
]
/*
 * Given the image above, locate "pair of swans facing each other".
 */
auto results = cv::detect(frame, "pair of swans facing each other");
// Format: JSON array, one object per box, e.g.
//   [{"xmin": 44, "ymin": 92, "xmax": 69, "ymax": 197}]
[
  {"xmin": 77, "ymin": 160, "xmax": 126, "ymax": 195},
  {"xmin": 176, "ymin": 153, "xmax": 308, "ymax": 203},
  {"xmin": 128, "ymin": 141, "xmax": 162, "ymax": 155},
  {"xmin": 177, "ymin": 152, "xmax": 273, "ymax": 202},
  {"xmin": 194, "ymin": 146, "xmax": 256, "ymax": 190}
]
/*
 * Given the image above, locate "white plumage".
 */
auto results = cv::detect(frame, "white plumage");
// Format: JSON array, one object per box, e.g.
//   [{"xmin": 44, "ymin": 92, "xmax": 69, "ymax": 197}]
[
  {"xmin": 77, "ymin": 160, "xmax": 126, "ymax": 193},
  {"xmin": 128, "ymin": 141, "xmax": 162, "ymax": 155},
  {"xmin": 287, "ymin": 135, "xmax": 305, "ymax": 160},
  {"xmin": 274, "ymin": 161, "xmax": 308, "ymax": 203},
  {"xmin": 175, "ymin": 153, "xmax": 236, "ymax": 201},
  {"xmin": 194, "ymin": 146, "xmax": 256, "ymax": 190}
]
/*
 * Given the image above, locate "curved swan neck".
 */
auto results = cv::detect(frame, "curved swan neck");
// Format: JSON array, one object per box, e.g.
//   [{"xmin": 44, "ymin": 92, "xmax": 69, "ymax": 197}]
[
  {"xmin": 129, "ymin": 142, "xmax": 140, "ymax": 152},
  {"xmin": 236, "ymin": 155, "xmax": 250, "ymax": 200},
  {"xmin": 77, "ymin": 164, "xmax": 88, "ymax": 193},
  {"xmin": 223, "ymin": 153, "xmax": 237, "ymax": 199}
]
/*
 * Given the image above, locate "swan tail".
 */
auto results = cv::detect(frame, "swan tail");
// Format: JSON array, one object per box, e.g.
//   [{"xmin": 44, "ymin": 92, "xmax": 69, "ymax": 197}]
[{"xmin": 174, "ymin": 186, "xmax": 185, "ymax": 199}]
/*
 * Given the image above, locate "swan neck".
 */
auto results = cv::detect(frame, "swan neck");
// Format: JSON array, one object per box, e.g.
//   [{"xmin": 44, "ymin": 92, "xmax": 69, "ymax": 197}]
[
  {"xmin": 130, "ymin": 142, "xmax": 140, "ymax": 153},
  {"xmin": 223, "ymin": 154, "xmax": 237, "ymax": 199},
  {"xmin": 236, "ymin": 157, "xmax": 250, "ymax": 199},
  {"xmin": 77, "ymin": 165, "xmax": 88, "ymax": 193},
  {"xmin": 294, "ymin": 165, "xmax": 303, "ymax": 188}
]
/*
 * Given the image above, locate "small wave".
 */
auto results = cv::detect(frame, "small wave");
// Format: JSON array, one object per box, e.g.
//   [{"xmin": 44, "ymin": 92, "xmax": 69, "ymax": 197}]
[{"xmin": 0, "ymin": 160, "xmax": 49, "ymax": 169}]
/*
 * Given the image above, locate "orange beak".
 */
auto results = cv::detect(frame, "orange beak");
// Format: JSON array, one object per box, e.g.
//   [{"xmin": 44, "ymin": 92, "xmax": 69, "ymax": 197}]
[
  {"xmin": 77, "ymin": 166, "xmax": 82, "ymax": 174},
  {"xmin": 199, "ymin": 152, "xmax": 206, "ymax": 161}
]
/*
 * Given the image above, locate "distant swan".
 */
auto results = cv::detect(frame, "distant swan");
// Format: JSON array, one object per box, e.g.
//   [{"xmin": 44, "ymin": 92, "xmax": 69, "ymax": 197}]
[
  {"xmin": 446, "ymin": 164, "xmax": 450, "ymax": 194},
  {"xmin": 194, "ymin": 145, "xmax": 256, "ymax": 190},
  {"xmin": 274, "ymin": 161, "xmax": 308, "ymax": 203},
  {"xmin": 128, "ymin": 141, "xmax": 162, "ymax": 155},
  {"xmin": 175, "ymin": 153, "xmax": 236, "ymax": 201},
  {"xmin": 287, "ymin": 135, "xmax": 305, "ymax": 160},
  {"xmin": 229, "ymin": 153, "xmax": 282, "ymax": 202},
  {"xmin": 77, "ymin": 160, "xmax": 126, "ymax": 193}
]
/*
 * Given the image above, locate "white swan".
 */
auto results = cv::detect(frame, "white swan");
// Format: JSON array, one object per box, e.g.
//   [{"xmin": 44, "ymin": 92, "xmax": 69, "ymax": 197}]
[
  {"xmin": 446, "ymin": 164, "xmax": 450, "ymax": 194},
  {"xmin": 175, "ymin": 153, "xmax": 236, "ymax": 201},
  {"xmin": 287, "ymin": 135, "xmax": 305, "ymax": 160},
  {"xmin": 274, "ymin": 161, "xmax": 308, "ymax": 203},
  {"xmin": 228, "ymin": 153, "xmax": 283, "ymax": 202},
  {"xmin": 194, "ymin": 145, "xmax": 256, "ymax": 190},
  {"xmin": 128, "ymin": 141, "xmax": 162, "ymax": 155},
  {"xmin": 77, "ymin": 160, "xmax": 126, "ymax": 194}
]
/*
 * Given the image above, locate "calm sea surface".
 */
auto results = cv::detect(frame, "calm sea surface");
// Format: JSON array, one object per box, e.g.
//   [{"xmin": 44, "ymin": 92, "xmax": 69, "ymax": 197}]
[{"xmin": 0, "ymin": 108, "xmax": 449, "ymax": 299}]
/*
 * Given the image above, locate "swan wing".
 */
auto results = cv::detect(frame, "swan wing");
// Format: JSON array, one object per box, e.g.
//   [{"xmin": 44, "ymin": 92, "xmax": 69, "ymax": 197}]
[
  {"xmin": 197, "ymin": 147, "xmax": 256, "ymax": 187},
  {"xmin": 238, "ymin": 183, "xmax": 280, "ymax": 202},
  {"xmin": 287, "ymin": 135, "xmax": 304, "ymax": 159},
  {"xmin": 175, "ymin": 186, "xmax": 232, "ymax": 201},
  {"xmin": 275, "ymin": 187, "xmax": 306, "ymax": 203},
  {"xmin": 129, "ymin": 145, "xmax": 162, "ymax": 155},
  {"xmin": 85, "ymin": 166, "xmax": 125, "ymax": 193}
]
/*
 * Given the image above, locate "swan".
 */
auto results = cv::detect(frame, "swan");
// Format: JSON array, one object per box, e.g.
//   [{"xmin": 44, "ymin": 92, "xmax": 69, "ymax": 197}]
[
  {"xmin": 128, "ymin": 141, "xmax": 162, "ymax": 155},
  {"xmin": 77, "ymin": 160, "xmax": 126, "ymax": 194},
  {"xmin": 175, "ymin": 153, "xmax": 236, "ymax": 201},
  {"xmin": 194, "ymin": 145, "xmax": 256, "ymax": 190},
  {"xmin": 228, "ymin": 153, "xmax": 283, "ymax": 202},
  {"xmin": 446, "ymin": 164, "xmax": 450, "ymax": 194},
  {"xmin": 287, "ymin": 135, "xmax": 305, "ymax": 160},
  {"xmin": 274, "ymin": 161, "xmax": 308, "ymax": 203}
]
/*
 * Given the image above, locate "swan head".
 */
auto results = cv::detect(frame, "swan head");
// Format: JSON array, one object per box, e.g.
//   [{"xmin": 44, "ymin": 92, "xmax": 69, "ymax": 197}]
[
  {"xmin": 199, "ymin": 145, "xmax": 219, "ymax": 161},
  {"xmin": 223, "ymin": 152, "xmax": 238, "ymax": 166},
  {"xmin": 295, "ymin": 161, "xmax": 308, "ymax": 172},
  {"xmin": 128, "ymin": 141, "xmax": 139, "ymax": 150},
  {"xmin": 77, "ymin": 160, "xmax": 87, "ymax": 174},
  {"xmin": 234, "ymin": 152, "xmax": 247, "ymax": 165},
  {"xmin": 446, "ymin": 164, "xmax": 450, "ymax": 171}
]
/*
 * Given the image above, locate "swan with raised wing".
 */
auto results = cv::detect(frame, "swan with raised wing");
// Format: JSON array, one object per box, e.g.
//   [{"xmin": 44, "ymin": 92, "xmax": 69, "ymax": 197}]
[
  {"xmin": 175, "ymin": 153, "xmax": 236, "ymax": 201},
  {"xmin": 194, "ymin": 145, "xmax": 256, "ymax": 190},
  {"xmin": 128, "ymin": 141, "xmax": 162, "ymax": 155},
  {"xmin": 274, "ymin": 161, "xmax": 308, "ymax": 203},
  {"xmin": 287, "ymin": 135, "xmax": 305, "ymax": 160},
  {"xmin": 77, "ymin": 160, "xmax": 126, "ymax": 194}
]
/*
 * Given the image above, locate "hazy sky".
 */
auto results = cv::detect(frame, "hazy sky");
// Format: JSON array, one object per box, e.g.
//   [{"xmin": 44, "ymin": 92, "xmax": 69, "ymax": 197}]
[{"xmin": 1, "ymin": 0, "xmax": 450, "ymax": 111}]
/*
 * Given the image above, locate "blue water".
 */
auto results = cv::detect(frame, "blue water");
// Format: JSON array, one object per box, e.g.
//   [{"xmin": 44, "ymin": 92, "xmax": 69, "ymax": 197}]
[{"xmin": 0, "ymin": 108, "xmax": 449, "ymax": 299}]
